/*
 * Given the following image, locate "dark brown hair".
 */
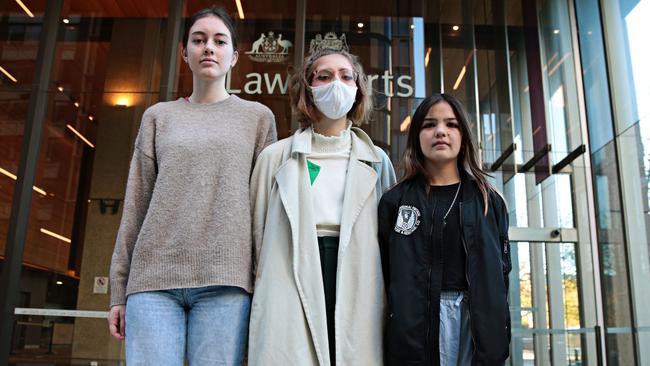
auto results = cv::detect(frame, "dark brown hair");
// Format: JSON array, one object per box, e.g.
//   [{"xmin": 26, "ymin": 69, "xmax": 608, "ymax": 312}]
[
  {"xmin": 401, "ymin": 93, "xmax": 494, "ymax": 214},
  {"xmin": 288, "ymin": 48, "xmax": 372, "ymax": 127},
  {"xmin": 182, "ymin": 7, "xmax": 238, "ymax": 51}
]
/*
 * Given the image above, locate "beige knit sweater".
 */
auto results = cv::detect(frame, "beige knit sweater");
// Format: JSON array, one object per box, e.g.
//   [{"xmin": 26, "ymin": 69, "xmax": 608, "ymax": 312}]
[{"xmin": 109, "ymin": 95, "xmax": 277, "ymax": 307}]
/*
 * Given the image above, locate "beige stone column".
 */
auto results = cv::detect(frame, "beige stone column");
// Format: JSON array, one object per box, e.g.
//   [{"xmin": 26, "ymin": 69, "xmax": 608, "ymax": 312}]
[{"xmin": 70, "ymin": 18, "xmax": 162, "ymax": 362}]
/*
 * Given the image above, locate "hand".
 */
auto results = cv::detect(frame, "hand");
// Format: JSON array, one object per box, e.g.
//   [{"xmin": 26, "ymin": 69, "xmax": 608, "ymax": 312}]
[{"xmin": 108, "ymin": 305, "xmax": 126, "ymax": 340}]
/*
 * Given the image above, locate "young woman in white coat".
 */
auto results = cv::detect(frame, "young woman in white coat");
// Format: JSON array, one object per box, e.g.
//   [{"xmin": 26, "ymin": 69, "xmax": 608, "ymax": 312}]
[{"xmin": 248, "ymin": 48, "xmax": 396, "ymax": 366}]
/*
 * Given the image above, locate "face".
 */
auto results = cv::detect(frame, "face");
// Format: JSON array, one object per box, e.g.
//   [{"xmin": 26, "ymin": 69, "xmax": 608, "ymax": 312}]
[
  {"xmin": 183, "ymin": 16, "xmax": 238, "ymax": 81},
  {"xmin": 310, "ymin": 53, "xmax": 357, "ymax": 87},
  {"xmin": 418, "ymin": 101, "xmax": 463, "ymax": 167}
]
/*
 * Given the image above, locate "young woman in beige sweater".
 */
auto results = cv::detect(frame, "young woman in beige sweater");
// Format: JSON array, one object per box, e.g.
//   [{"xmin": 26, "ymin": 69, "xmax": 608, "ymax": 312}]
[{"xmin": 107, "ymin": 7, "xmax": 276, "ymax": 365}]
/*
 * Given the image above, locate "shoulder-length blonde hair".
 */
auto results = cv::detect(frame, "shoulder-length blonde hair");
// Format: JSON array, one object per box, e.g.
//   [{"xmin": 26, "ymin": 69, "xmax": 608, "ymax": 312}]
[{"xmin": 288, "ymin": 49, "xmax": 372, "ymax": 127}]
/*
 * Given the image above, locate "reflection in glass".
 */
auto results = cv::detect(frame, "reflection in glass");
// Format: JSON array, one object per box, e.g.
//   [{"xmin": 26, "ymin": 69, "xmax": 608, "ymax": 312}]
[
  {"xmin": 592, "ymin": 142, "xmax": 636, "ymax": 365},
  {"xmin": 0, "ymin": 3, "xmax": 44, "ymax": 264},
  {"xmin": 537, "ymin": 0, "xmax": 583, "ymax": 163},
  {"xmin": 601, "ymin": 0, "xmax": 650, "ymax": 132}
]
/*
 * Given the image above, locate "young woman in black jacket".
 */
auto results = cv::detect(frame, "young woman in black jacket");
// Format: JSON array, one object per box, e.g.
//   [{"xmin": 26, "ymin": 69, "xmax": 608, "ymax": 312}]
[{"xmin": 378, "ymin": 93, "xmax": 512, "ymax": 366}]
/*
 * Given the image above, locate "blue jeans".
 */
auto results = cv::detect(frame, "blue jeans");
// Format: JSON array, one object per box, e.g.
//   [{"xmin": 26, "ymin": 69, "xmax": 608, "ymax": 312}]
[
  {"xmin": 125, "ymin": 285, "xmax": 251, "ymax": 366},
  {"xmin": 439, "ymin": 291, "xmax": 473, "ymax": 366}
]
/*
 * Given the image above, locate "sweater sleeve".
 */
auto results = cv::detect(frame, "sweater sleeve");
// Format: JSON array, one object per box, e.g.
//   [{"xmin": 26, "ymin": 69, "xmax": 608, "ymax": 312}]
[
  {"xmin": 109, "ymin": 110, "xmax": 158, "ymax": 307},
  {"xmin": 253, "ymin": 107, "xmax": 277, "ymax": 165}
]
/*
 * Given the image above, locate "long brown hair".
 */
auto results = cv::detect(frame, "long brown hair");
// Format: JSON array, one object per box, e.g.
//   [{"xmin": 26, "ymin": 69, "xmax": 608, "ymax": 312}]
[
  {"xmin": 401, "ymin": 93, "xmax": 494, "ymax": 214},
  {"xmin": 288, "ymin": 48, "xmax": 372, "ymax": 127}
]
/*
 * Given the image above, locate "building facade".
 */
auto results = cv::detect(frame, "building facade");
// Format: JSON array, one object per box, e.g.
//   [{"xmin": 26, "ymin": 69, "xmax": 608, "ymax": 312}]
[{"xmin": 0, "ymin": 0, "xmax": 648, "ymax": 365}]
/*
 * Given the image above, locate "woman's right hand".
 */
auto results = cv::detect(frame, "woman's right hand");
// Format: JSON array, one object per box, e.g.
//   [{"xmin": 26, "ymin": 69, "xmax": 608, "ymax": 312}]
[{"xmin": 108, "ymin": 305, "xmax": 126, "ymax": 340}]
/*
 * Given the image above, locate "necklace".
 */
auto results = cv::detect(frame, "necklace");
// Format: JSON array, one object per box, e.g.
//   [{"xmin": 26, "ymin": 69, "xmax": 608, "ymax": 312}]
[{"xmin": 442, "ymin": 182, "xmax": 462, "ymax": 227}]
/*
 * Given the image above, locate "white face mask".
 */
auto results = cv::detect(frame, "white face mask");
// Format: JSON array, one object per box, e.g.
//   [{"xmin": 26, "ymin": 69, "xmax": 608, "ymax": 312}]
[{"xmin": 310, "ymin": 80, "xmax": 358, "ymax": 120}]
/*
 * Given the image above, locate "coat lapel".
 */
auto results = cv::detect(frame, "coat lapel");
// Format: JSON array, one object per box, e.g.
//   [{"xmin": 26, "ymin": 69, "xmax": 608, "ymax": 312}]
[
  {"xmin": 338, "ymin": 163, "xmax": 376, "ymax": 256},
  {"xmin": 274, "ymin": 129, "xmax": 330, "ymax": 365},
  {"xmin": 338, "ymin": 129, "xmax": 380, "ymax": 256},
  {"xmin": 273, "ymin": 127, "xmax": 382, "ymax": 365}
]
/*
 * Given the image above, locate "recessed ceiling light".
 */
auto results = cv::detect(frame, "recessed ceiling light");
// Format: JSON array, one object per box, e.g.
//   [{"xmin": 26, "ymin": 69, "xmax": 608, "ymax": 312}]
[
  {"xmin": 0, "ymin": 66, "xmax": 17, "ymax": 83},
  {"xmin": 62, "ymin": 18, "xmax": 70, "ymax": 24},
  {"xmin": 66, "ymin": 124, "xmax": 95, "ymax": 148},
  {"xmin": 235, "ymin": 0, "xmax": 244, "ymax": 19},
  {"xmin": 357, "ymin": 22, "xmax": 364, "ymax": 28},
  {"xmin": 15, "ymin": 0, "xmax": 34, "ymax": 18},
  {"xmin": 452, "ymin": 25, "xmax": 460, "ymax": 31},
  {"xmin": 40, "ymin": 228, "xmax": 71, "ymax": 243}
]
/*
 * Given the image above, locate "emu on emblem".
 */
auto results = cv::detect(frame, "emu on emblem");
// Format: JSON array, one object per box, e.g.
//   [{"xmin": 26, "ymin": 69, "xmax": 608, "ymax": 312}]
[{"xmin": 246, "ymin": 31, "xmax": 292, "ymax": 63}]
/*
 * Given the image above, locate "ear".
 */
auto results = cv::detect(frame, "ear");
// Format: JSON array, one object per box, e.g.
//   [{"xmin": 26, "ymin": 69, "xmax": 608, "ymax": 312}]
[
  {"xmin": 230, "ymin": 50, "xmax": 239, "ymax": 68},
  {"xmin": 182, "ymin": 47, "xmax": 188, "ymax": 63}
]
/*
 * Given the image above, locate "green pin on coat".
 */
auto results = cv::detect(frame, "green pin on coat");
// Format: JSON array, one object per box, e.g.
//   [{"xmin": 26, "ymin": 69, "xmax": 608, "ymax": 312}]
[{"xmin": 307, "ymin": 160, "xmax": 321, "ymax": 185}]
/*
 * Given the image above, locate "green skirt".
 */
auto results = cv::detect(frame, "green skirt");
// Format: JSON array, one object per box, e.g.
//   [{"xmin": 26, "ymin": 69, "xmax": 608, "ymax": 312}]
[{"xmin": 318, "ymin": 236, "xmax": 339, "ymax": 365}]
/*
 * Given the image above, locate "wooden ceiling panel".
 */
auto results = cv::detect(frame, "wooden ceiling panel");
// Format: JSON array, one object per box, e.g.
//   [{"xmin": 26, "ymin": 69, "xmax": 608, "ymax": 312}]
[
  {"xmin": 66, "ymin": 0, "xmax": 168, "ymax": 18},
  {"xmin": 0, "ymin": 0, "xmax": 48, "ymax": 17}
]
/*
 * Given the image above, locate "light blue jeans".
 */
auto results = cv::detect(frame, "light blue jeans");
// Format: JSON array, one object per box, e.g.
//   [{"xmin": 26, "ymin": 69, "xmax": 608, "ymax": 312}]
[
  {"xmin": 439, "ymin": 291, "xmax": 473, "ymax": 366},
  {"xmin": 125, "ymin": 285, "xmax": 251, "ymax": 366}
]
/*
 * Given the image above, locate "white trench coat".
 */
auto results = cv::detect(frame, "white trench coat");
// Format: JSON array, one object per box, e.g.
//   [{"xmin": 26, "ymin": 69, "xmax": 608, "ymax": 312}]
[{"xmin": 248, "ymin": 126, "xmax": 396, "ymax": 366}]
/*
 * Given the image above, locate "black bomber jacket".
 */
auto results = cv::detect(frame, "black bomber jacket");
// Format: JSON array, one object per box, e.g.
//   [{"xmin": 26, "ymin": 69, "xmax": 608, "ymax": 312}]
[{"xmin": 378, "ymin": 174, "xmax": 512, "ymax": 366}]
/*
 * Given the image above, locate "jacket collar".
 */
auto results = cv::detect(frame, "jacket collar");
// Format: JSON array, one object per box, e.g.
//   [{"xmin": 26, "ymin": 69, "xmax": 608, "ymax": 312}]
[{"xmin": 290, "ymin": 125, "xmax": 381, "ymax": 163}]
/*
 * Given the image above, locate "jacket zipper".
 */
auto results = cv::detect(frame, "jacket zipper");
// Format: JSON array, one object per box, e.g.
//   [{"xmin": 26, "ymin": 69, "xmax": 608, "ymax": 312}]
[
  {"xmin": 426, "ymin": 199, "xmax": 436, "ymax": 365},
  {"xmin": 459, "ymin": 202, "xmax": 477, "ymax": 356}
]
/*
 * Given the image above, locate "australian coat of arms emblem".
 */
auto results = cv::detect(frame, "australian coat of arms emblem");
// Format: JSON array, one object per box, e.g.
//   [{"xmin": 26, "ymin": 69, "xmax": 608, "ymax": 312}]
[
  {"xmin": 246, "ymin": 31, "xmax": 292, "ymax": 63},
  {"xmin": 309, "ymin": 32, "xmax": 349, "ymax": 53}
]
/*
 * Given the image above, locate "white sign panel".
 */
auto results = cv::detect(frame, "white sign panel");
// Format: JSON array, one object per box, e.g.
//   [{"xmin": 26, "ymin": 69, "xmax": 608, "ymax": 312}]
[{"xmin": 93, "ymin": 276, "xmax": 108, "ymax": 294}]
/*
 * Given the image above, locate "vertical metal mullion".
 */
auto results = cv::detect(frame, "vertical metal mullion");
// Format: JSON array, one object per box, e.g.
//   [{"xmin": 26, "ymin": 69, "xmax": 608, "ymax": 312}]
[
  {"xmin": 461, "ymin": 0, "xmax": 480, "ymax": 149},
  {"xmin": 437, "ymin": 19, "xmax": 444, "ymax": 93},
  {"xmin": 567, "ymin": 0, "xmax": 607, "ymax": 364},
  {"xmin": 291, "ymin": 0, "xmax": 307, "ymax": 132},
  {"xmin": 0, "ymin": 0, "xmax": 64, "ymax": 364},
  {"xmin": 159, "ymin": 0, "xmax": 183, "ymax": 101}
]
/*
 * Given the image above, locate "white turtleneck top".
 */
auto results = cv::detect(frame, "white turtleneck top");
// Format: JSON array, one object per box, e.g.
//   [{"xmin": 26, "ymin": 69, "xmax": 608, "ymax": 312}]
[{"xmin": 307, "ymin": 124, "xmax": 352, "ymax": 237}]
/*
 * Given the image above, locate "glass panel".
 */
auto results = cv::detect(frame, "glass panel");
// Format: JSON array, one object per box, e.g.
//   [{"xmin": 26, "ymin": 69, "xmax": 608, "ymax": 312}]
[
  {"xmin": 9, "ymin": 1, "xmax": 168, "ymax": 364},
  {"xmin": 475, "ymin": 0, "xmax": 516, "ymax": 182},
  {"xmin": 537, "ymin": 0, "xmax": 583, "ymax": 164},
  {"xmin": 592, "ymin": 140, "xmax": 636, "ymax": 366},
  {"xmin": 617, "ymin": 116, "xmax": 650, "ymax": 364},
  {"xmin": 560, "ymin": 242, "xmax": 582, "ymax": 363},
  {"xmin": 601, "ymin": 0, "xmax": 650, "ymax": 133},
  {"xmin": 0, "ymin": 0, "xmax": 45, "ymax": 266},
  {"xmin": 509, "ymin": 241, "xmax": 591, "ymax": 366},
  {"xmin": 506, "ymin": 0, "xmax": 534, "ymax": 167},
  {"xmin": 574, "ymin": 0, "xmax": 614, "ymax": 153}
]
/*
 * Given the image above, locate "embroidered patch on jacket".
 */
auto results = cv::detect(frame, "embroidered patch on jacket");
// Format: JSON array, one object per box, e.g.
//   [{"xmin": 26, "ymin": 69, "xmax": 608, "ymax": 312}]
[{"xmin": 394, "ymin": 205, "xmax": 421, "ymax": 235}]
